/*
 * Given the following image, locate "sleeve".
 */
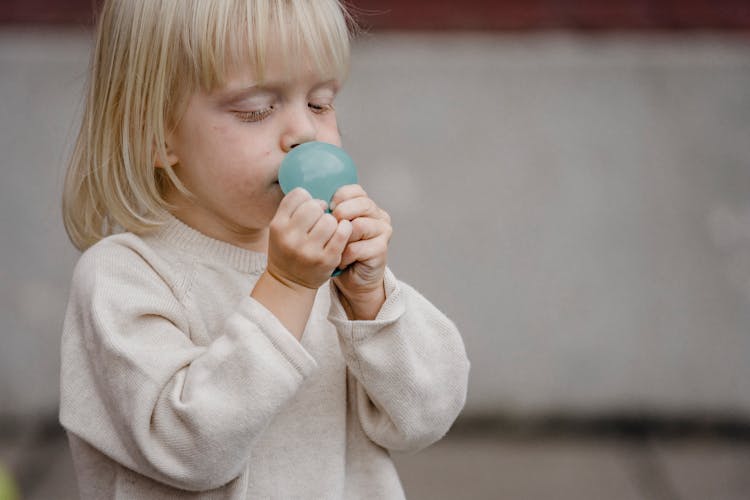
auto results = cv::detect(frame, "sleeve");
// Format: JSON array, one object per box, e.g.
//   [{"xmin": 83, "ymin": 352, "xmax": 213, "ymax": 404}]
[
  {"xmin": 327, "ymin": 268, "xmax": 470, "ymax": 453},
  {"xmin": 59, "ymin": 241, "xmax": 317, "ymax": 491}
]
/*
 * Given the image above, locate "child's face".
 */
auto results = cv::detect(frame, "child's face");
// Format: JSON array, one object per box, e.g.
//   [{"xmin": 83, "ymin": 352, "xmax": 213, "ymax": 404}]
[{"xmin": 163, "ymin": 51, "xmax": 343, "ymax": 250}]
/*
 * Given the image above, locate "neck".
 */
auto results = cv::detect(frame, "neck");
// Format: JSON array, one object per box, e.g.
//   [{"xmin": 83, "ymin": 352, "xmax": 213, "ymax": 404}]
[{"xmin": 165, "ymin": 192, "xmax": 270, "ymax": 254}]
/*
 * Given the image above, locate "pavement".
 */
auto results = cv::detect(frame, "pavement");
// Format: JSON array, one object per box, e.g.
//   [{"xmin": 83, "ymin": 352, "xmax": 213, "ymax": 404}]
[{"xmin": 1, "ymin": 417, "xmax": 749, "ymax": 499}]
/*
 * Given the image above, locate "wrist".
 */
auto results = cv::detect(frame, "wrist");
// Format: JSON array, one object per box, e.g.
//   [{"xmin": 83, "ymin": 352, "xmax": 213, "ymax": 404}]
[
  {"xmin": 251, "ymin": 270, "xmax": 317, "ymax": 340},
  {"xmin": 264, "ymin": 264, "xmax": 318, "ymax": 295},
  {"xmin": 336, "ymin": 281, "xmax": 386, "ymax": 321}
]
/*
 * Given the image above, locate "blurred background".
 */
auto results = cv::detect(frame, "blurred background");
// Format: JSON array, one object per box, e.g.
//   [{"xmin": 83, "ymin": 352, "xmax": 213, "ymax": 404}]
[{"xmin": 1, "ymin": 0, "xmax": 749, "ymax": 498}]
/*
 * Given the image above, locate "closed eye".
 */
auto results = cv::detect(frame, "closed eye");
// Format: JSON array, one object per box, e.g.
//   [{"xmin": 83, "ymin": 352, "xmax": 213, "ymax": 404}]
[
  {"xmin": 309, "ymin": 103, "xmax": 334, "ymax": 114},
  {"xmin": 233, "ymin": 108, "xmax": 273, "ymax": 122}
]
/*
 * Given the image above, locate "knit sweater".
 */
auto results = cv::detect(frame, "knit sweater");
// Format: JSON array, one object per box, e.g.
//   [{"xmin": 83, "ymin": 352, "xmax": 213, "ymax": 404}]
[{"xmin": 59, "ymin": 215, "xmax": 470, "ymax": 499}]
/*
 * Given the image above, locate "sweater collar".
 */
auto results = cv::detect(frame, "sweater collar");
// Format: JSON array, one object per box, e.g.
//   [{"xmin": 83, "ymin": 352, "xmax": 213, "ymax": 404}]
[{"xmin": 152, "ymin": 214, "xmax": 268, "ymax": 274}]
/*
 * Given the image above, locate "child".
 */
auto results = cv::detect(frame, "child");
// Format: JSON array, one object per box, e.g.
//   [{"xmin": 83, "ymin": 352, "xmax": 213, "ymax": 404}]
[{"xmin": 59, "ymin": 0, "xmax": 470, "ymax": 498}]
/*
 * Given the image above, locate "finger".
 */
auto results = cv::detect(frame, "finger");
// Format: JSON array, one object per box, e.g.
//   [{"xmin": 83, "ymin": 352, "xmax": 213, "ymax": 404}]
[
  {"xmin": 325, "ymin": 219, "xmax": 352, "ymax": 258},
  {"xmin": 290, "ymin": 198, "xmax": 327, "ymax": 232},
  {"xmin": 308, "ymin": 213, "xmax": 338, "ymax": 244},
  {"xmin": 331, "ymin": 196, "xmax": 380, "ymax": 222},
  {"xmin": 348, "ymin": 217, "xmax": 389, "ymax": 243},
  {"xmin": 340, "ymin": 233, "xmax": 389, "ymax": 268},
  {"xmin": 330, "ymin": 184, "xmax": 367, "ymax": 211},
  {"xmin": 277, "ymin": 187, "xmax": 312, "ymax": 220}
]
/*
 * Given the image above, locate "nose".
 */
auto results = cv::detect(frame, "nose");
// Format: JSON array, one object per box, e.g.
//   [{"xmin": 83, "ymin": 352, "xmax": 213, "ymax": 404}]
[{"xmin": 281, "ymin": 103, "xmax": 317, "ymax": 152}]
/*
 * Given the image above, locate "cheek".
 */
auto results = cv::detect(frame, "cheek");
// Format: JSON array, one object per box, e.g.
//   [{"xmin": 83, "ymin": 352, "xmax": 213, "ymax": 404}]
[
  {"xmin": 318, "ymin": 126, "xmax": 342, "ymax": 147},
  {"xmin": 314, "ymin": 113, "xmax": 341, "ymax": 147},
  {"xmin": 196, "ymin": 129, "xmax": 255, "ymax": 180},
  {"xmin": 221, "ymin": 150, "xmax": 273, "ymax": 196}
]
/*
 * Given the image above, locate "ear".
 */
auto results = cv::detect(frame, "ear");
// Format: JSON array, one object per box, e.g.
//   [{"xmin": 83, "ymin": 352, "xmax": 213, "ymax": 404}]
[{"xmin": 154, "ymin": 140, "xmax": 179, "ymax": 168}]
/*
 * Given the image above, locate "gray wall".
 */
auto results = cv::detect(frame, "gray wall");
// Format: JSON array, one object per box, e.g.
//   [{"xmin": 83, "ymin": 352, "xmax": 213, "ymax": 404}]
[{"xmin": 2, "ymin": 28, "xmax": 749, "ymax": 419}]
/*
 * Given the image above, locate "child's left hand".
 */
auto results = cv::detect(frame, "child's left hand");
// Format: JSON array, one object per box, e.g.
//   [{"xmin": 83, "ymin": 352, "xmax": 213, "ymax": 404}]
[{"xmin": 330, "ymin": 185, "xmax": 392, "ymax": 320}]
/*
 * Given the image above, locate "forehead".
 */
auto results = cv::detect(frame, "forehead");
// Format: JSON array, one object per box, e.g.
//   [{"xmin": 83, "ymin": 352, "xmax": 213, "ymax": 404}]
[{"xmin": 218, "ymin": 47, "xmax": 341, "ymax": 94}]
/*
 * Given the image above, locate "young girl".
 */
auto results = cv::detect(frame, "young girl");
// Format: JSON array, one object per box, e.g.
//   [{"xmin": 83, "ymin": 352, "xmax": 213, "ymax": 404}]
[{"xmin": 60, "ymin": 0, "xmax": 470, "ymax": 498}]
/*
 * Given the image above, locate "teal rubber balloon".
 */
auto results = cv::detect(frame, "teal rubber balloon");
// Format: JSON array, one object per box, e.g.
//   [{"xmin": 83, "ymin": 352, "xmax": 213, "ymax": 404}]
[
  {"xmin": 278, "ymin": 141, "xmax": 358, "ymax": 276},
  {"xmin": 279, "ymin": 141, "xmax": 358, "ymax": 208}
]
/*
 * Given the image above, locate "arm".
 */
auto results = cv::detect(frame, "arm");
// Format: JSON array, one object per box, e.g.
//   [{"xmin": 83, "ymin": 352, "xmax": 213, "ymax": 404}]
[
  {"xmin": 328, "ymin": 185, "xmax": 469, "ymax": 450},
  {"xmin": 328, "ymin": 269, "xmax": 471, "ymax": 453},
  {"xmin": 251, "ymin": 187, "xmax": 352, "ymax": 339},
  {"xmin": 60, "ymin": 241, "xmax": 316, "ymax": 491}
]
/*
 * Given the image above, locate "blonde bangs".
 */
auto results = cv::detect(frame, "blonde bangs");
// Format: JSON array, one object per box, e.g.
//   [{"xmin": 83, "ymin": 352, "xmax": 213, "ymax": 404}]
[
  {"xmin": 63, "ymin": 0, "xmax": 354, "ymax": 251},
  {"xmin": 186, "ymin": 0, "xmax": 353, "ymax": 92}
]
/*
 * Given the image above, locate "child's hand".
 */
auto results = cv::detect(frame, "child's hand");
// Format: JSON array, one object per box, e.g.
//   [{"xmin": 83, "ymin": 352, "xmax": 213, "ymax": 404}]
[
  {"xmin": 330, "ymin": 185, "xmax": 393, "ymax": 320},
  {"xmin": 266, "ymin": 188, "xmax": 352, "ymax": 290}
]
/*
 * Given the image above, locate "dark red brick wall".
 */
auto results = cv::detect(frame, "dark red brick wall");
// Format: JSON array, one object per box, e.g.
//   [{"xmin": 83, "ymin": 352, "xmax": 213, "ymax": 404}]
[
  {"xmin": 0, "ymin": 0, "xmax": 98, "ymax": 24},
  {"xmin": 1, "ymin": 0, "xmax": 749, "ymax": 30},
  {"xmin": 349, "ymin": 0, "xmax": 750, "ymax": 30}
]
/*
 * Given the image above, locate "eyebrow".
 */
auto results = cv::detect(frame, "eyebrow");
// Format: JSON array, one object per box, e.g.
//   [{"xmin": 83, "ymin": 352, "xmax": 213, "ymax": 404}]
[
  {"xmin": 217, "ymin": 78, "xmax": 339, "ymax": 104},
  {"xmin": 216, "ymin": 86, "xmax": 271, "ymax": 105}
]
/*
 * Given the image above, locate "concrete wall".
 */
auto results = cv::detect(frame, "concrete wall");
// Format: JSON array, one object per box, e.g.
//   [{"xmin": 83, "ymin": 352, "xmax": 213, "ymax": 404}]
[{"xmin": 1, "ymin": 28, "xmax": 749, "ymax": 419}]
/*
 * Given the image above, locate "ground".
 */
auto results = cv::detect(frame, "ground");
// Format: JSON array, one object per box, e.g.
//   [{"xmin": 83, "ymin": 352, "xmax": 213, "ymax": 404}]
[{"xmin": 2, "ymin": 418, "xmax": 749, "ymax": 499}]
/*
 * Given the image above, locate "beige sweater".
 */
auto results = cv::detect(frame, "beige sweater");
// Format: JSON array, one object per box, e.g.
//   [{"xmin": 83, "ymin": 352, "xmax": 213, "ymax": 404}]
[{"xmin": 59, "ymin": 215, "xmax": 470, "ymax": 499}]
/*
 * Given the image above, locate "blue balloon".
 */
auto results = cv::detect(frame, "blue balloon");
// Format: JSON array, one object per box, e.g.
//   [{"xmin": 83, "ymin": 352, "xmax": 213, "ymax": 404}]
[
  {"xmin": 279, "ymin": 142, "xmax": 358, "ymax": 209},
  {"xmin": 278, "ymin": 142, "xmax": 359, "ymax": 277}
]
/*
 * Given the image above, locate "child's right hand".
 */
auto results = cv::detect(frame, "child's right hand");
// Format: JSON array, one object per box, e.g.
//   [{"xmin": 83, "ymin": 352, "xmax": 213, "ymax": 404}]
[{"xmin": 265, "ymin": 188, "xmax": 352, "ymax": 290}]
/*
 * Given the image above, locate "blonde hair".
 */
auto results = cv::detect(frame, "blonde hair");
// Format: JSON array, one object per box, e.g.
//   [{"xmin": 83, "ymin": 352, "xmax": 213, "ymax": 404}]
[{"xmin": 63, "ymin": 0, "xmax": 354, "ymax": 250}]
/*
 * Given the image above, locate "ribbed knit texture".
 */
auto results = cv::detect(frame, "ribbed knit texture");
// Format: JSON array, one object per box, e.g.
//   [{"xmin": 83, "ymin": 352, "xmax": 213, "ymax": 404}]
[{"xmin": 59, "ymin": 215, "xmax": 470, "ymax": 499}]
